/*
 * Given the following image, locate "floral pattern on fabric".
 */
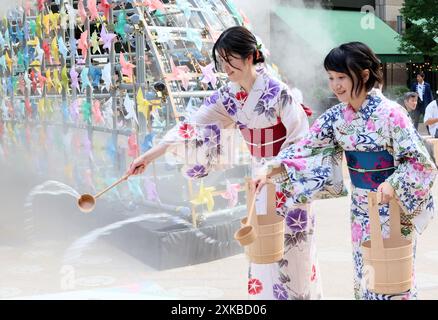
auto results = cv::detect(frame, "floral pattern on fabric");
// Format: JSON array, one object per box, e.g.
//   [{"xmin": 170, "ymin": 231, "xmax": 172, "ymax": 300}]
[
  {"xmin": 236, "ymin": 90, "xmax": 248, "ymax": 105},
  {"xmin": 273, "ymin": 284, "xmax": 289, "ymax": 300},
  {"xmin": 276, "ymin": 191, "xmax": 287, "ymax": 208},
  {"xmin": 163, "ymin": 68, "xmax": 309, "ymax": 182},
  {"xmin": 277, "ymin": 95, "xmax": 436, "ymax": 234},
  {"xmin": 274, "ymin": 94, "xmax": 435, "ymax": 299},
  {"xmin": 248, "ymin": 278, "xmax": 263, "ymax": 295},
  {"xmin": 161, "ymin": 68, "xmax": 321, "ymax": 300},
  {"xmin": 178, "ymin": 123, "xmax": 195, "ymax": 139}
]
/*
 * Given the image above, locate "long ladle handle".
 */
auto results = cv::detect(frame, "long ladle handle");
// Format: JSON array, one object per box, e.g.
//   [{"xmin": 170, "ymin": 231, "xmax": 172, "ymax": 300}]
[
  {"xmin": 94, "ymin": 174, "xmax": 130, "ymax": 199},
  {"xmin": 246, "ymin": 188, "xmax": 258, "ymax": 227},
  {"xmin": 247, "ymin": 178, "xmax": 272, "ymax": 227}
]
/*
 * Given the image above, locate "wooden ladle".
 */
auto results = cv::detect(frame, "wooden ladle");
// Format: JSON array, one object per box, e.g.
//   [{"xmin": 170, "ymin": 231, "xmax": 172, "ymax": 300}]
[
  {"xmin": 234, "ymin": 187, "xmax": 258, "ymax": 246},
  {"xmin": 77, "ymin": 174, "xmax": 130, "ymax": 213}
]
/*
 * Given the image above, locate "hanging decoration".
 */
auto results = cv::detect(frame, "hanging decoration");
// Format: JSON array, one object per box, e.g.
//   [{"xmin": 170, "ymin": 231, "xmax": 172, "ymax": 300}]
[{"xmin": 191, "ymin": 181, "xmax": 216, "ymax": 212}]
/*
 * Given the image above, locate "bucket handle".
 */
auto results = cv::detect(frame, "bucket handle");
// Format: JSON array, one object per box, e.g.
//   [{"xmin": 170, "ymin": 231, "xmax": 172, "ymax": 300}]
[
  {"xmin": 247, "ymin": 188, "xmax": 258, "ymax": 228},
  {"xmin": 368, "ymin": 192, "xmax": 403, "ymax": 253},
  {"xmin": 368, "ymin": 192, "xmax": 385, "ymax": 252},
  {"xmin": 389, "ymin": 197, "xmax": 402, "ymax": 242}
]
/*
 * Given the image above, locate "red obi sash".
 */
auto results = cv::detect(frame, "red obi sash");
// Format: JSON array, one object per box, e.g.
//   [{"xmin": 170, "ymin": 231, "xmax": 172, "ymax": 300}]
[{"xmin": 240, "ymin": 121, "xmax": 287, "ymax": 158}]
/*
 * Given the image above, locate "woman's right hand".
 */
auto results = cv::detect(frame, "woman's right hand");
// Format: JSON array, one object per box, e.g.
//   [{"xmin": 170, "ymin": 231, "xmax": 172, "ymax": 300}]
[
  {"xmin": 126, "ymin": 154, "xmax": 150, "ymax": 176},
  {"xmin": 126, "ymin": 144, "xmax": 169, "ymax": 177}
]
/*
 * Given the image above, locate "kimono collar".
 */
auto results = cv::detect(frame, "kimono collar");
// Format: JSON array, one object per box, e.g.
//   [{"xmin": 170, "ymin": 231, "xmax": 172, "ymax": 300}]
[
  {"xmin": 229, "ymin": 72, "xmax": 267, "ymax": 107},
  {"xmin": 358, "ymin": 94, "xmax": 382, "ymax": 121},
  {"xmin": 345, "ymin": 94, "xmax": 381, "ymax": 123}
]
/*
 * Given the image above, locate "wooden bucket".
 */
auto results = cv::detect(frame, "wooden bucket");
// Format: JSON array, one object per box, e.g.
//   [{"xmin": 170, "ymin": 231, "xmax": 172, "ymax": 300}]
[
  {"xmin": 422, "ymin": 136, "xmax": 438, "ymax": 165},
  {"xmin": 361, "ymin": 192, "xmax": 413, "ymax": 294},
  {"xmin": 237, "ymin": 179, "xmax": 284, "ymax": 264}
]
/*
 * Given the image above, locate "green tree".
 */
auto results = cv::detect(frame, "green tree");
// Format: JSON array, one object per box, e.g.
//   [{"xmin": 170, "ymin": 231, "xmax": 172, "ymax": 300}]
[{"xmin": 400, "ymin": 0, "xmax": 438, "ymax": 63}]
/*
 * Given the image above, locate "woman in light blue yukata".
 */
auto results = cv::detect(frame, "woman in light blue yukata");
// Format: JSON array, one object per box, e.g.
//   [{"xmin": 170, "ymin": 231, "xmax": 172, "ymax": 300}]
[{"xmin": 255, "ymin": 42, "xmax": 437, "ymax": 300}]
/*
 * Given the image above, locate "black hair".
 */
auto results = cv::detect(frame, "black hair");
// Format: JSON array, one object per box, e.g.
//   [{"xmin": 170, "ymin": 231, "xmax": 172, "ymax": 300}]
[
  {"xmin": 324, "ymin": 42, "xmax": 383, "ymax": 98},
  {"xmin": 212, "ymin": 26, "xmax": 265, "ymax": 72},
  {"xmin": 417, "ymin": 71, "xmax": 425, "ymax": 79}
]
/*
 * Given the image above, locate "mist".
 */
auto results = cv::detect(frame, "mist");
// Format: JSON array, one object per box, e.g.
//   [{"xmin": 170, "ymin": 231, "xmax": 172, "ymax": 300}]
[
  {"xmin": 0, "ymin": 0, "xmax": 19, "ymax": 16},
  {"xmin": 233, "ymin": 0, "xmax": 337, "ymax": 114}
]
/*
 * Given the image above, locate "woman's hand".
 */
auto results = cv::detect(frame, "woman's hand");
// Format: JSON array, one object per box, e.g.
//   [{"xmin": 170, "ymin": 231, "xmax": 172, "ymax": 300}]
[
  {"xmin": 251, "ymin": 175, "xmax": 269, "ymax": 194},
  {"xmin": 251, "ymin": 164, "xmax": 286, "ymax": 194},
  {"xmin": 377, "ymin": 181, "xmax": 395, "ymax": 204},
  {"xmin": 126, "ymin": 154, "xmax": 150, "ymax": 176},
  {"xmin": 126, "ymin": 144, "xmax": 169, "ymax": 177}
]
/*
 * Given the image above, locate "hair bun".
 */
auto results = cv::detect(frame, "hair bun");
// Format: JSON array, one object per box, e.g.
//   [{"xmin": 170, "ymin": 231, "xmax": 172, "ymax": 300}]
[{"xmin": 253, "ymin": 49, "xmax": 265, "ymax": 64}]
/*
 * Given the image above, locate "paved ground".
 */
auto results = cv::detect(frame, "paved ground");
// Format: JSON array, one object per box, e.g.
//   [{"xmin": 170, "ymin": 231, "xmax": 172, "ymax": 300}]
[
  {"xmin": 1, "ymin": 196, "xmax": 437, "ymax": 300},
  {"xmin": 1, "ymin": 179, "xmax": 437, "ymax": 300}
]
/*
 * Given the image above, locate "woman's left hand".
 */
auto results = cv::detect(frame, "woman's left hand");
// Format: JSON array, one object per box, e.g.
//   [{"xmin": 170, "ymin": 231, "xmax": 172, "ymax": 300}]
[{"xmin": 377, "ymin": 181, "xmax": 395, "ymax": 204}]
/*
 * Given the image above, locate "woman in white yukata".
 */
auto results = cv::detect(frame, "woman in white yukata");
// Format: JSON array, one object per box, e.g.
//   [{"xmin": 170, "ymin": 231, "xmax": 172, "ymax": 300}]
[
  {"xmin": 126, "ymin": 26, "xmax": 323, "ymax": 300},
  {"xmin": 255, "ymin": 42, "xmax": 437, "ymax": 300}
]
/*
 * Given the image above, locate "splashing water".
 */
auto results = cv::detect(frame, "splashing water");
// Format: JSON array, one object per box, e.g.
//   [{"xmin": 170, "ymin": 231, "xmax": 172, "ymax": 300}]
[
  {"xmin": 63, "ymin": 211, "xmax": 241, "ymax": 265},
  {"xmin": 23, "ymin": 180, "xmax": 245, "ymax": 266},
  {"xmin": 24, "ymin": 181, "xmax": 81, "ymax": 241}
]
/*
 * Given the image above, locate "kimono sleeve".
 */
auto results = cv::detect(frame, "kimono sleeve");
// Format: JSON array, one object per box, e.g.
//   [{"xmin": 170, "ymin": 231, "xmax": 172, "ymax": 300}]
[
  {"xmin": 272, "ymin": 106, "xmax": 346, "ymax": 205},
  {"xmin": 160, "ymin": 90, "xmax": 236, "ymax": 179},
  {"xmin": 385, "ymin": 105, "xmax": 437, "ymax": 233},
  {"xmin": 278, "ymin": 88, "xmax": 309, "ymax": 147}
]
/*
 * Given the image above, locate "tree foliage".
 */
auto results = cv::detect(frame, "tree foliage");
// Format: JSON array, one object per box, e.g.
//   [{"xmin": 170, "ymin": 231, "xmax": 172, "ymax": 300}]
[{"xmin": 400, "ymin": 0, "xmax": 438, "ymax": 62}]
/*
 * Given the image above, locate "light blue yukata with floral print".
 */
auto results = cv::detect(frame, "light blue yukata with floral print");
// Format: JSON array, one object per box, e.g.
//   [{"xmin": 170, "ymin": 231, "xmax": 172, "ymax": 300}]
[
  {"xmin": 162, "ymin": 67, "xmax": 323, "ymax": 300},
  {"xmin": 270, "ymin": 94, "xmax": 437, "ymax": 299}
]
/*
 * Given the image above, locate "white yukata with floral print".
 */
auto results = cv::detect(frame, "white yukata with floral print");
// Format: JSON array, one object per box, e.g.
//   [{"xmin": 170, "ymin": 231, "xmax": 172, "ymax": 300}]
[
  {"xmin": 162, "ymin": 67, "xmax": 323, "ymax": 300},
  {"xmin": 271, "ymin": 94, "xmax": 437, "ymax": 300}
]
